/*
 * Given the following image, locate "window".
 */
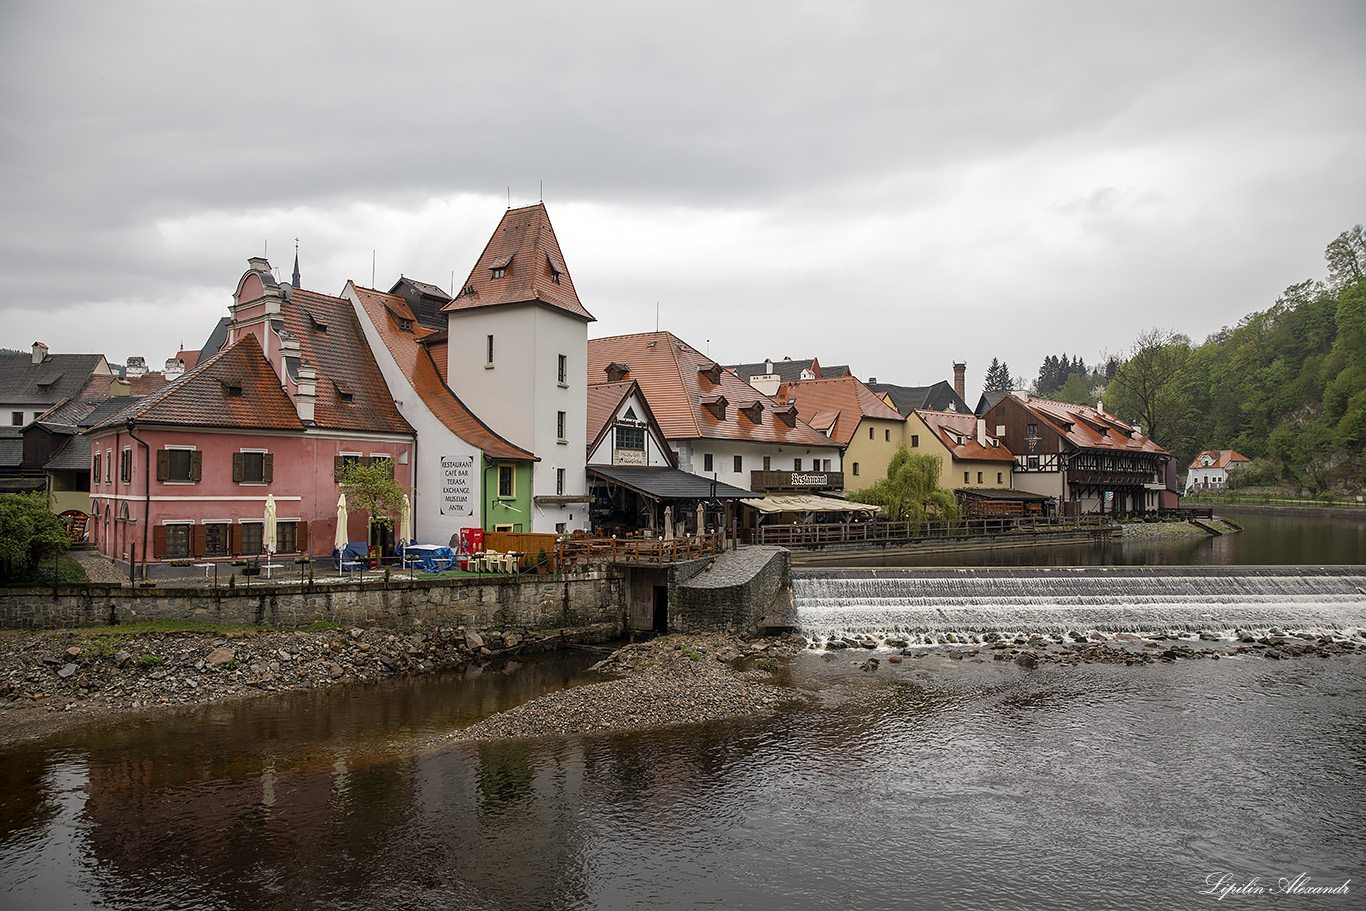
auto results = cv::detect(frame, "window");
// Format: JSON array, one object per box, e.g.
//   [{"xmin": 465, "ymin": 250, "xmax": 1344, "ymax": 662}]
[
  {"xmin": 763, "ymin": 456, "xmax": 771, "ymax": 471},
  {"xmin": 492, "ymin": 267, "xmax": 506, "ymax": 279},
  {"xmin": 204, "ymin": 524, "xmax": 229, "ymax": 557},
  {"xmin": 164, "ymin": 524, "xmax": 191, "ymax": 559},
  {"xmin": 234, "ymin": 451, "xmax": 272, "ymax": 484},
  {"xmin": 121, "ymin": 448, "xmax": 134, "ymax": 483},
  {"xmin": 615, "ymin": 426, "xmax": 645, "ymax": 451},
  {"xmin": 869, "ymin": 427, "xmax": 874, "ymax": 440},
  {"xmin": 486, "ymin": 335, "xmax": 495, "ymax": 365},
  {"xmin": 241, "ymin": 522, "xmax": 263, "ymax": 555},
  {"xmin": 823, "ymin": 460, "xmax": 831, "ymax": 471},
  {"xmin": 885, "ymin": 429, "xmax": 891, "ymax": 442},
  {"xmin": 964, "ymin": 471, "xmax": 970, "ymax": 483},
  {"xmin": 558, "ymin": 354, "xmax": 568, "ymax": 385},
  {"xmin": 997, "ymin": 472, "xmax": 1003, "ymax": 484},
  {"xmin": 93, "ymin": 453, "xmax": 101, "ymax": 486},
  {"xmin": 277, "ymin": 521, "xmax": 298, "ymax": 554},
  {"xmin": 703, "ymin": 453, "xmax": 714, "ymax": 472},
  {"xmin": 10, "ymin": 412, "xmax": 21, "ymax": 426},
  {"xmin": 556, "ymin": 522, "xmax": 567, "ymax": 533},
  {"xmin": 733, "ymin": 455, "xmax": 743, "ymax": 474},
  {"xmin": 557, "ymin": 411, "xmax": 566, "ymax": 442},
  {"xmin": 498, "ymin": 465, "xmax": 515, "ymax": 498},
  {"xmin": 556, "ymin": 468, "xmax": 565, "ymax": 495},
  {"xmin": 910, "ymin": 435, "xmax": 919, "ymax": 447},
  {"xmin": 794, "ymin": 458, "xmax": 802, "ymax": 471},
  {"xmin": 1027, "ymin": 455, "xmax": 1040, "ymax": 470},
  {"xmin": 977, "ymin": 471, "xmax": 983, "ymax": 483},
  {"xmin": 157, "ymin": 448, "xmax": 200, "ymax": 483},
  {"xmin": 852, "ymin": 462, "xmax": 860, "ymax": 476},
  {"xmin": 1027, "ymin": 423, "xmax": 1038, "ymax": 437}
]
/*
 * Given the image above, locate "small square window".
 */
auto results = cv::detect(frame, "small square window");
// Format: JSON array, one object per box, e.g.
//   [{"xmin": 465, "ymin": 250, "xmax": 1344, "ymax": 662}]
[
  {"xmin": 910, "ymin": 435, "xmax": 919, "ymax": 447},
  {"xmin": 852, "ymin": 462, "xmax": 860, "ymax": 476},
  {"xmin": 733, "ymin": 455, "xmax": 743, "ymax": 474},
  {"xmin": 964, "ymin": 471, "xmax": 970, "ymax": 483},
  {"xmin": 703, "ymin": 454, "xmax": 714, "ymax": 472},
  {"xmin": 10, "ymin": 411, "xmax": 22, "ymax": 426},
  {"xmin": 794, "ymin": 458, "xmax": 802, "ymax": 471},
  {"xmin": 498, "ymin": 465, "xmax": 515, "ymax": 498}
]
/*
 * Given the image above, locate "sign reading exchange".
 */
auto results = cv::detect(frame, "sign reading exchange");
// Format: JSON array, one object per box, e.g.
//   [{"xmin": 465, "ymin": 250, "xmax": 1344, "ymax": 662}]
[{"xmin": 440, "ymin": 454, "xmax": 475, "ymax": 516}]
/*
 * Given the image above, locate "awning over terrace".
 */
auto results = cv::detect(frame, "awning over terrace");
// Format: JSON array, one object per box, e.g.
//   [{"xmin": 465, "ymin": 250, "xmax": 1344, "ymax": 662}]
[
  {"xmin": 740, "ymin": 493, "xmax": 879, "ymax": 515},
  {"xmin": 588, "ymin": 465, "xmax": 752, "ymax": 500}
]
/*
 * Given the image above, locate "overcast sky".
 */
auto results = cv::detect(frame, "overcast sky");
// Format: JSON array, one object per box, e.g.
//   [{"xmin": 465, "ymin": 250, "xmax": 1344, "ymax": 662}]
[{"xmin": 2, "ymin": 1, "xmax": 1362, "ymax": 403}]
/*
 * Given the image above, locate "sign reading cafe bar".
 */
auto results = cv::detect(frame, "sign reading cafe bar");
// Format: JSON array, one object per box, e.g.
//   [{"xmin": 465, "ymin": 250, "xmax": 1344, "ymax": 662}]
[{"xmin": 440, "ymin": 454, "xmax": 475, "ymax": 516}]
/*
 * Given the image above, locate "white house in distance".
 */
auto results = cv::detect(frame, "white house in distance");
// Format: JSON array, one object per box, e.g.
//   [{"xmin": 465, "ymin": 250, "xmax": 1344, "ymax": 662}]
[
  {"xmin": 439, "ymin": 204, "xmax": 593, "ymax": 535},
  {"xmin": 1186, "ymin": 449, "xmax": 1251, "ymax": 494}
]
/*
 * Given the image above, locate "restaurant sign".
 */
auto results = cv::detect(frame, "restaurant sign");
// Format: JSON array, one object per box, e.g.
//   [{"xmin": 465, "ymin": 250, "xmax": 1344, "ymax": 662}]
[{"xmin": 440, "ymin": 454, "xmax": 475, "ymax": 516}]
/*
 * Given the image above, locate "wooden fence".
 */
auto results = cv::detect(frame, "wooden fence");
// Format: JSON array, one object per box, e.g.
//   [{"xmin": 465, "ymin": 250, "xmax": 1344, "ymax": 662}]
[
  {"xmin": 750, "ymin": 516, "xmax": 1113, "ymax": 547},
  {"xmin": 556, "ymin": 533, "xmax": 724, "ymax": 566}
]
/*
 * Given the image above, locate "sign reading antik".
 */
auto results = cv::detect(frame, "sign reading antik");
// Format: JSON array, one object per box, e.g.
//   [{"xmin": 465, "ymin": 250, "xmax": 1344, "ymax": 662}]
[{"xmin": 440, "ymin": 454, "xmax": 475, "ymax": 516}]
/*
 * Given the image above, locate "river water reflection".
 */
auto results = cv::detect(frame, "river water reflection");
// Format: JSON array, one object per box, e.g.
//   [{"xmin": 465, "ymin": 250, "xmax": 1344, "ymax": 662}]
[{"xmin": 2, "ymin": 512, "xmax": 1363, "ymax": 910}]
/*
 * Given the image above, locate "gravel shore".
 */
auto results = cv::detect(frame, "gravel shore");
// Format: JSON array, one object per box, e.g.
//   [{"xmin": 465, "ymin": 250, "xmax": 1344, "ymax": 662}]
[{"xmin": 444, "ymin": 632, "xmax": 804, "ymax": 742}]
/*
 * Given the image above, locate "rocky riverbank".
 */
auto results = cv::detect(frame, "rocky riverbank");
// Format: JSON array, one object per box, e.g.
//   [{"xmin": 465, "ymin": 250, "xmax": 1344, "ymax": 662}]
[
  {"xmin": 444, "ymin": 632, "xmax": 805, "ymax": 742},
  {"xmin": 0, "ymin": 622, "xmax": 612, "ymax": 746},
  {"xmin": 1118, "ymin": 516, "xmax": 1241, "ymax": 538},
  {"xmin": 811, "ymin": 626, "xmax": 1366, "ymax": 668}
]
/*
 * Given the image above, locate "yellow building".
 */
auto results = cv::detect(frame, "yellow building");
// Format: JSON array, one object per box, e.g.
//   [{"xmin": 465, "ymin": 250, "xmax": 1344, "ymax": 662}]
[
  {"xmin": 774, "ymin": 375, "xmax": 905, "ymax": 493},
  {"xmin": 906, "ymin": 409, "xmax": 1014, "ymax": 489}
]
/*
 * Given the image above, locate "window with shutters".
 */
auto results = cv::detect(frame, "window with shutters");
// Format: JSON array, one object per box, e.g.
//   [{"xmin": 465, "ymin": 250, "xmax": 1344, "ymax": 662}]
[
  {"xmin": 164, "ymin": 524, "xmax": 191, "ymax": 558},
  {"xmin": 233, "ymin": 450, "xmax": 272, "ymax": 484},
  {"xmin": 204, "ymin": 523, "xmax": 229, "ymax": 557},
  {"xmin": 277, "ymin": 521, "xmax": 299, "ymax": 554},
  {"xmin": 121, "ymin": 447, "xmax": 133, "ymax": 483},
  {"xmin": 157, "ymin": 448, "xmax": 200, "ymax": 483},
  {"xmin": 241, "ymin": 522, "xmax": 263, "ymax": 555},
  {"xmin": 92, "ymin": 453, "xmax": 101, "ymax": 487}
]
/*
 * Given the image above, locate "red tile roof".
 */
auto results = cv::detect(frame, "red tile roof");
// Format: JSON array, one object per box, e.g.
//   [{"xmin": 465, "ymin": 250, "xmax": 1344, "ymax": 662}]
[
  {"xmin": 913, "ymin": 409, "xmax": 1015, "ymax": 463},
  {"xmin": 351, "ymin": 285, "xmax": 534, "ymax": 462},
  {"xmin": 586, "ymin": 379, "xmax": 677, "ymax": 467},
  {"xmin": 285, "ymin": 289, "xmax": 412, "ymax": 435},
  {"xmin": 1015, "ymin": 395, "xmax": 1169, "ymax": 456},
  {"xmin": 587, "ymin": 331, "xmax": 838, "ymax": 448},
  {"xmin": 773, "ymin": 375, "xmax": 903, "ymax": 446},
  {"xmin": 442, "ymin": 204, "xmax": 595, "ymax": 322},
  {"xmin": 1189, "ymin": 449, "xmax": 1250, "ymax": 470},
  {"xmin": 91, "ymin": 334, "xmax": 304, "ymax": 432}
]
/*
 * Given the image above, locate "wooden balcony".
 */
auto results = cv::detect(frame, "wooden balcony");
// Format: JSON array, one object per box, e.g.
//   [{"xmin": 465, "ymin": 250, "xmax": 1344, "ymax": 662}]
[{"xmin": 556, "ymin": 533, "xmax": 724, "ymax": 566}]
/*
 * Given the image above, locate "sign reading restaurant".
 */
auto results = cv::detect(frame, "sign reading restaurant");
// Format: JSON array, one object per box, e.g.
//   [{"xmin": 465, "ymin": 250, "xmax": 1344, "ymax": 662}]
[
  {"xmin": 790, "ymin": 473, "xmax": 829, "ymax": 486},
  {"xmin": 749, "ymin": 470, "xmax": 844, "ymax": 492},
  {"xmin": 440, "ymin": 454, "xmax": 475, "ymax": 516}
]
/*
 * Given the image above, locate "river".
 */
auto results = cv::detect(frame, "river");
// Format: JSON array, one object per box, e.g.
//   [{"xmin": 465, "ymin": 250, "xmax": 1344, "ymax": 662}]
[{"xmin": 2, "ymin": 511, "xmax": 1363, "ymax": 910}]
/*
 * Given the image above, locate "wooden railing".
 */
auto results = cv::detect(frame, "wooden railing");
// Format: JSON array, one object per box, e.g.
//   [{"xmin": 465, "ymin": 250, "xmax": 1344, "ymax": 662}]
[
  {"xmin": 556, "ymin": 533, "xmax": 724, "ymax": 566},
  {"xmin": 750, "ymin": 516, "xmax": 1114, "ymax": 547}
]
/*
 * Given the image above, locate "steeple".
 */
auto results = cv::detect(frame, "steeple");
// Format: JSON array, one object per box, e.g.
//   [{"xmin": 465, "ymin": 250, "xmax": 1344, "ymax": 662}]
[{"xmin": 292, "ymin": 238, "xmax": 301, "ymax": 288}]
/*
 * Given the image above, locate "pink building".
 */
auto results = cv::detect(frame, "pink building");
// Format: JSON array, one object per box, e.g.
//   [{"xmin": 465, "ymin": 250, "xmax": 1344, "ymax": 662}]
[{"xmin": 86, "ymin": 259, "xmax": 414, "ymax": 568}]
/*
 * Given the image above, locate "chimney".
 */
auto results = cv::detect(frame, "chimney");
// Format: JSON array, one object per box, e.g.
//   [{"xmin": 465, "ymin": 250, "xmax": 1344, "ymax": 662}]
[
  {"xmin": 31, "ymin": 341, "xmax": 47, "ymax": 365},
  {"xmin": 163, "ymin": 358, "xmax": 185, "ymax": 380},
  {"xmin": 110, "ymin": 379, "xmax": 131, "ymax": 397},
  {"xmin": 295, "ymin": 363, "xmax": 317, "ymax": 423},
  {"xmin": 868, "ymin": 377, "xmax": 876, "ymax": 384},
  {"xmin": 953, "ymin": 362, "xmax": 966, "ymax": 402},
  {"xmin": 126, "ymin": 356, "xmax": 147, "ymax": 378},
  {"xmin": 976, "ymin": 418, "xmax": 987, "ymax": 446}
]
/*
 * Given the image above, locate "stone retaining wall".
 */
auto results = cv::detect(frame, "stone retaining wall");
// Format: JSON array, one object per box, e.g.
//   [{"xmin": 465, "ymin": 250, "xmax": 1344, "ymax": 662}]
[
  {"xmin": 0, "ymin": 572, "xmax": 627, "ymax": 635},
  {"xmin": 670, "ymin": 546, "xmax": 792, "ymax": 632}
]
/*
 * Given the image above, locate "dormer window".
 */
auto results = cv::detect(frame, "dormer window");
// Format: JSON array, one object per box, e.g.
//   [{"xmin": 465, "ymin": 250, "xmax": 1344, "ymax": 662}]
[
  {"xmin": 698, "ymin": 363, "xmax": 722, "ymax": 384},
  {"xmin": 334, "ymin": 381, "xmax": 354, "ymax": 404},
  {"xmin": 547, "ymin": 254, "xmax": 563, "ymax": 285},
  {"xmin": 398, "ymin": 318, "xmax": 413, "ymax": 333},
  {"xmin": 773, "ymin": 403, "xmax": 798, "ymax": 428},
  {"xmin": 605, "ymin": 362, "xmax": 629, "ymax": 382},
  {"xmin": 226, "ymin": 385, "xmax": 243, "ymax": 397},
  {"xmin": 309, "ymin": 313, "xmax": 328, "ymax": 333},
  {"xmin": 701, "ymin": 394, "xmax": 728, "ymax": 420},
  {"xmin": 741, "ymin": 401, "xmax": 764, "ymax": 424},
  {"xmin": 490, "ymin": 254, "xmax": 513, "ymax": 279}
]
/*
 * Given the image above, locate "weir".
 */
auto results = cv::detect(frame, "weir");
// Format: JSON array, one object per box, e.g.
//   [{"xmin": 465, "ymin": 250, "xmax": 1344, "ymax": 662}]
[{"xmin": 794, "ymin": 566, "xmax": 1366, "ymax": 643}]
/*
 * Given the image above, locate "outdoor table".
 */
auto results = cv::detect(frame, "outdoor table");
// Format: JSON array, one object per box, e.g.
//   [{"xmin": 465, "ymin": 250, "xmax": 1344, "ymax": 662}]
[
  {"xmin": 262, "ymin": 563, "xmax": 284, "ymax": 579},
  {"xmin": 194, "ymin": 563, "xmax": 214, "ymax": 579}
]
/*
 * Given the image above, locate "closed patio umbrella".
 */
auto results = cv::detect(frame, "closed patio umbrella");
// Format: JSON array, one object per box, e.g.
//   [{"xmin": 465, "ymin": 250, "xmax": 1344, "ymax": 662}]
[
  {"xmin": 263, "ymin": 494, "xmax": 277, "ymax": 556},
  {"xmin": 399, "ymin": 494, "xmax": 412, "ymax": 546},
  {"xmin": 335, "ymin": 494, "xmax": 349, "ymax": 552}
]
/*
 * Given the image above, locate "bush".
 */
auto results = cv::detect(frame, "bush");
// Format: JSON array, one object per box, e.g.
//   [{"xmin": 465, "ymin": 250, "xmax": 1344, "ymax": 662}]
[{"xmin": 0, "ymin": 493, "xmax": 70, "ymax": 583}]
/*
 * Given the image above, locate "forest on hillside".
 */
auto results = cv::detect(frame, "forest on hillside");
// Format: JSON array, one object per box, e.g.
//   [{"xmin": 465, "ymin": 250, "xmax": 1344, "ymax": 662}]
[{"xmin": 1096, "ymin": 226, "xmax": 1366, "ymax": 494}]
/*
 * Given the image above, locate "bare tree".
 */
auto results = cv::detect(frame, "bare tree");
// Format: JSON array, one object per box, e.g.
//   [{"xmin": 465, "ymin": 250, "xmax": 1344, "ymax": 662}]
[{"xmin": 1102, "ymin": 328, "xmax": 1191, "ymax": 445}]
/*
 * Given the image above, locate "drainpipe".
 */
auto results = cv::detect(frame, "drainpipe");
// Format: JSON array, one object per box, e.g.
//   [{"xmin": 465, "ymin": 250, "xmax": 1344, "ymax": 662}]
[{"xmin": 125, "ymin": 419, "xmax": 150, "ymax": 582}]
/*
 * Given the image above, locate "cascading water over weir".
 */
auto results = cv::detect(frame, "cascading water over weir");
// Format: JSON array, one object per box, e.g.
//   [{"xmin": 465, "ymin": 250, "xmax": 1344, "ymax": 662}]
[{"xmin": 793, "ymin": 566, "xmax": 1366, "ymax": 646}]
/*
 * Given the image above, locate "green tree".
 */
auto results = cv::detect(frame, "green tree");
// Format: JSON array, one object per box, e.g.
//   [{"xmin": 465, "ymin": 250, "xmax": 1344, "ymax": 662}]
[
  {"xmin": 0, "ymin": 493, "xmax": 69, "ymax": 582},
  {"xmin": 848, "ymin": 446, "xmax": 960, "ymax": 521},
  {"xmin": 1102, "ymin": 328, "xmax": 1192, "ymax": 446},
  {"xmin": 1324, "ymin": 225, "xmax": 1366, "ymax": 289},
  {"xmin": 982, "ymin": 358, "xmax": 1014, "ymax": 395},
  {"xmin": 333, "ymin": 460, "xmax": 408, "ymax": 531}
]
